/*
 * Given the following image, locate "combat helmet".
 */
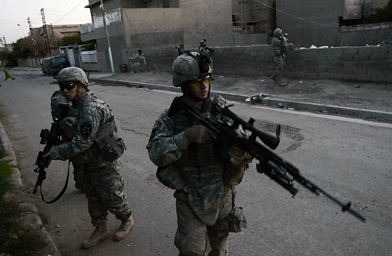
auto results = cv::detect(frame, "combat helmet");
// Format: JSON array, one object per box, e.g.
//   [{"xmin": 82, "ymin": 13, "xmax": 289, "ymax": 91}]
[
  {"xmin": 172, "ymin": 52, "xmax": 212, "ymax": 87},
  {"xmin": 57, "ymin": 67, "xmax": 89, "ymax": 87},
  {"xmin": 273, "ymin": 28, "xmax": 283, "ymax": 37}
]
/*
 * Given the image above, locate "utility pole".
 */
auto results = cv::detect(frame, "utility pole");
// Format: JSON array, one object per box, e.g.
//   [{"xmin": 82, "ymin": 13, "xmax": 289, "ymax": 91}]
[
  {"xmin": 100, "ymin": 0, "xmax": 115, "ymax": 73},
  {"xmin": 40, "ymin": 8, "xmax": 52, "ymax": 56},
  {"xmin": 1, "ymin": 35, "xmax": 8, "ymax": 52},
  {"xmin": 27, "ymin": 17, "xmax": 40, "ymax": 58}
]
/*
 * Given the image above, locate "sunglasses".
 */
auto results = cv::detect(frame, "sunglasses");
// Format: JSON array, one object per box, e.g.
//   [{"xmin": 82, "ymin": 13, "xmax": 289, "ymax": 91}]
[
  {"xmin": 189, "ymin": 75, "xmax": 211, "ymax": 88},
  {"xmin": 59, "ymin": 82, "xmax": 77, "ymax": 91}
]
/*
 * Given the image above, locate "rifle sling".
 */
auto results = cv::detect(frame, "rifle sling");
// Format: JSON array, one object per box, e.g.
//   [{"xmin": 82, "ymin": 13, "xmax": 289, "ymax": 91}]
[{"xmin": 40, "ymin": 161, "xmax": 70, "ymax": 204}]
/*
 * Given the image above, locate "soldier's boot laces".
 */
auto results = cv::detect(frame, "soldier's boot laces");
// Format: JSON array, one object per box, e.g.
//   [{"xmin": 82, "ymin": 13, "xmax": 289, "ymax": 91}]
[
  {"xmin": 114, "ymin": 216, "xmax": 134, "ymax": 241},
  {"xmin": 81, "ymin": 221, "xmax": 110, "ymax": 249}
]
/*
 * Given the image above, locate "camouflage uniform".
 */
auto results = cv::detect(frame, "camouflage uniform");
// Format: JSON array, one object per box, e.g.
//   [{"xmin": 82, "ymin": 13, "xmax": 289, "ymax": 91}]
[
  {"xmin": 147, "ymin": 95, "xmax": 243, "ymax": 256},
  {"xmin": 271, "ymin": 29, "xmax": 288, "ymax": 82},
  {"xmin": 50, "ymin": 90, "xmax": 84, "ymax": 190},
  {"xmin": 49, "ymin": 91, "xmax": 132, "ymax": 226}
]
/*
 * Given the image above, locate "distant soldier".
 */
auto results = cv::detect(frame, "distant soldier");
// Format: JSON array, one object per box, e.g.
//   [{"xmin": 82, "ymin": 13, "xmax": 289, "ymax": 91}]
[
  {"xmin": 271, "ymin": 28, "xmax": 289, "ymax": 86},
  {"xmin": 44, "ymin": 67, "xmax": 133, "ymax": 249}
]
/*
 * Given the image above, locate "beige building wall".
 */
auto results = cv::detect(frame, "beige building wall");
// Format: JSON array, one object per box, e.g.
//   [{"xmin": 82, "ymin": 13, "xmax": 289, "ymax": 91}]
[
  {"xmin": 122, "ymin": 0, "xmax": 233, "ymax": 49},
  {"xmin": 122, "ymin": 8, "xmax": 182, "ymax": 49},
  {"xmin": 181, "ymin": 0, "xmax": 233, "ymax": 47}
]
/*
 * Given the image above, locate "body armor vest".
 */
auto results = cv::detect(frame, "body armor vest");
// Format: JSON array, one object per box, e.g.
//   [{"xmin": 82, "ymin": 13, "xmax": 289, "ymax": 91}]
[{"xmin": 171, "ymin": 104, "xmax": 225, "ymax": 187}]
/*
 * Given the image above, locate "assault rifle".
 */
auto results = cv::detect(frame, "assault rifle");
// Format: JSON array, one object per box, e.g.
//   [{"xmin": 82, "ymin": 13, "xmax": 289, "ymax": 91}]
[
  {"xmin": 176, "ymin": 96, "xmax": 366, "ymax": 223},
  {"xmin": 33, "ymin": 104, "xmax": 69, "ymax": 202}
]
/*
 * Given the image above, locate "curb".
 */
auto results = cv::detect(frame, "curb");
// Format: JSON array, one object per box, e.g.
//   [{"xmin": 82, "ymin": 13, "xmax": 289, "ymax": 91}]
[
  {"xmin": 0, "ymin": 120, "xmax": 61, "ymax": 256},
  {"xmin": 91, "ymin": 77, "xmax": 392, "ymax": 122}
]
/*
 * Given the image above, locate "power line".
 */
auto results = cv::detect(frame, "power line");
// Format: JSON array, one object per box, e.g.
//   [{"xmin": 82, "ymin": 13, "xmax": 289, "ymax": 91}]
[
  {"xmin": 254, "ymin": 0, "xmax": 336, "ymax": 28},
  {"xmin": 52, "ymin": 0, "xmax": 86, "ymax": 24}
]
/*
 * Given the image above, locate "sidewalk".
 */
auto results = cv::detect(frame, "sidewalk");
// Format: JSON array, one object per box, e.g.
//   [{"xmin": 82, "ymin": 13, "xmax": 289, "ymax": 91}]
[{"xmin": 89, "ymin": 70, "xmax": 392, "ymax": 123}]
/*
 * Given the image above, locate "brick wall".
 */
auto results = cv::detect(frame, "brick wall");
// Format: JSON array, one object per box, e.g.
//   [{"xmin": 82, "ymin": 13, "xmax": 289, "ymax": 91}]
[{"xmin": 124, "ymin": 44, "xmax": 392, "ymax": 82}]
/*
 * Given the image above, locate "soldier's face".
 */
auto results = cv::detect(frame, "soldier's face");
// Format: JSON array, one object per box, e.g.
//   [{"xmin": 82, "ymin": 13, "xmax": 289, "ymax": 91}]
[
  {"xmin": 59, "ymin": 82, "xmax": 78, "ymax": 101},
  {"xmin": 188, "ymin": 75, "xmax": 210, "ymax": 102}
]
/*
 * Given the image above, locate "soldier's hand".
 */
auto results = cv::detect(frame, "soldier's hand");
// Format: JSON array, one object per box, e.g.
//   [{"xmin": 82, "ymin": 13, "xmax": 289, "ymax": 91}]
[
  {"xmin": 184, "ymin": 125, "xmax": 216, "ymax": 144},
  {"xmin": 43, "ymin": 152, "xmax": 52, "ymax": 168},
  {"xmin": 228, "ymin": 145, "xmax": 246, "ymax": 165}
]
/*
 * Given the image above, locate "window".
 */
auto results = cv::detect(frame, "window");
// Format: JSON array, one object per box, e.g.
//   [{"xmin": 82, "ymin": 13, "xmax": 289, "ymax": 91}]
[{"xmin": 240, "ymin": 1, "xmax": 249, "ymax": 14}]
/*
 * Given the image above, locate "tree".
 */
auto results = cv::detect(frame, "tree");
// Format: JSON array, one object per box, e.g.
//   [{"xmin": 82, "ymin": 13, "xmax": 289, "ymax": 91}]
[
  {"xmin": 61, "ymin": 33, "xmax": 82, "ymax": 46},
  {"xmin": 372, "ymin": 0, "xmax": 392, "ymax": 23}
]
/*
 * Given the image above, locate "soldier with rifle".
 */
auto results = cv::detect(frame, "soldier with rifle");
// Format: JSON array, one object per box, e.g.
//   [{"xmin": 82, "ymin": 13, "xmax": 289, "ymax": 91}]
[
  {"xmin": 147, "ymin": 49, "xmax": 253, "ymax": 256},
  {"xmin": 38, "ymin": 67, "xmax": 133, "ymax": 249},
  {"xmin": 147, "ymin": 42, "xmax": 365, "ymax": 256},
  {"xmin": 271, "ymin": 27, "xmax": 289, "ymax": 86}
]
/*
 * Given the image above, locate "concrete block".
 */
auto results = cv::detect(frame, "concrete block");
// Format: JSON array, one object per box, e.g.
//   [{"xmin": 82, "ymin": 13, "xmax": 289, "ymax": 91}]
[
  {"xmin": 371, "ymin": 61, "xmax": 387, "ymax": 69},
  {"xmin": 357, "ymin": 47, "xmax": 373, "ymax": 55},
  {"xmin": 369, "ymin": 54, "xmax": 387, "ymax": 61},
  {"xmin": 353, "ymin": 54, "xmax": 369, "ymax": 61},
  {"xmin": 317, "ymin": 48, "xmax": 329, "ymax": 55},
  {"xmin": 372, "ymin": 47, "xmax": 389, "ymax": 55},
  {"xmin": 306, "ymin": 73, "xmax": 319, "ymax": 80},
  {"xmin": 327, "ymin": 47, "xmax": 344, "ymax": 57},
  {"xmin": 371, "ymin": 73, "xmax": 388, "ymax": 82},
  {"xmin": 351, "ymin": 67, "xmax": 368, "ymax": 75},
  {"xmin": 343, "ymin": 55, "xmax": 354, "ymax": 61},
  {"xmin": 324, "ymin": 60, "xmax": 343, "ymax": 67},
  {"xmin": 343, "ymin": 47, "xmax": 359, "ymax": 55},
  {"xmin": 341, "ymin": 73, "xmax": 356, "ymax": 81},
  {"xmin": 356, "ymin": 61, "xmax": 372, "ymax": 68},
  {"xmin": 325, "ymin": 67, "xmax": 342, "ymax": 73},
  {"xmin": 355, "ymin": 73, "xmax": 372, "ymax": 82},
  {"xmin": 343, "ymin": 61, "xmax": 356, "ymax": 68},
  {"xmin": 341, "ymin": 68, "xmax": 354, "ymax": 74},
  {"xmin": 304, "ymin": 67, "xmax": 318, "ymax": 73}
]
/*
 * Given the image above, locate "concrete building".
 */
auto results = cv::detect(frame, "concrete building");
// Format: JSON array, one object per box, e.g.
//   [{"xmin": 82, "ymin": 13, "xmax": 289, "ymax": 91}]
[
  {"xmin": 81, "ymin": 0, "xmax": 276, "ymax": 72},
  {"xmin": 276, "ymin": 0, "xmax": 392, "ymax": 47},
  {"xmin": 232, "ymin": 0, "xmax": 276, "ymax": 35},
  {"xmin": 30, "ymin": 24, "xmax": 81, "ymax": 56}
]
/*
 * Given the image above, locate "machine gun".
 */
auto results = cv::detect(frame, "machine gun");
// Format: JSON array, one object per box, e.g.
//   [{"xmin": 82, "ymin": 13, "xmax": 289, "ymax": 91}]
[
  {"xmin": 176, "ymin": 96, "xmax": 366, "ymax": 223},
  {"xmin": 33, "ymin": 104, "xmax": 69, "ymax": 203}
]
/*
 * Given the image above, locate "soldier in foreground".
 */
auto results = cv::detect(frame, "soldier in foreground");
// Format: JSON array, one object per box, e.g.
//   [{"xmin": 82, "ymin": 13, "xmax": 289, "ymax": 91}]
[
  {"xmin": 50, "ymin": 90, "xmax": 84, "ymax": 191},
  {"xmin": 147, "ymin": 52, "xmax": 252, "ymax": 255},
  {"xmin": 44, "ymin": 67, "xmax": 133, "ymax": 249},
  {"xmin": 271, "ymin": 27, "xmax": 288, "ymax": 86}
]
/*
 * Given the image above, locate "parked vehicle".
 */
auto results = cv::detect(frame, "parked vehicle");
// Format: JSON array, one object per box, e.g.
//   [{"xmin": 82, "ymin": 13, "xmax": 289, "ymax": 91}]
[{"xmin": 41, "ymin": 55, "xmax": 70, "ymax": 76}]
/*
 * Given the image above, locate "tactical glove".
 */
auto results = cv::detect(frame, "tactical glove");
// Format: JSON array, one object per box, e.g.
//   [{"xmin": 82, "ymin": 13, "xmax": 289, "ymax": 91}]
[{"xmin": 184, "ymin": 125, "xmax": 216, "ymax": 144}]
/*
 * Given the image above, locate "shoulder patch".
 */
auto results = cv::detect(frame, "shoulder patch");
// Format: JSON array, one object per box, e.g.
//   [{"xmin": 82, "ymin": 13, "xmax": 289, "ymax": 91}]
[{"xmin": 80, "ymin": 123, "xmax": 92, "ymax": 137}]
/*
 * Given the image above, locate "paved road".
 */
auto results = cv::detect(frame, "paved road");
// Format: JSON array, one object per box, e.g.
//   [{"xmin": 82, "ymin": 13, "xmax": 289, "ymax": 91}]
[{"xmin": 0, "ymin": 69, "xmax": 391, "ymax": 255}]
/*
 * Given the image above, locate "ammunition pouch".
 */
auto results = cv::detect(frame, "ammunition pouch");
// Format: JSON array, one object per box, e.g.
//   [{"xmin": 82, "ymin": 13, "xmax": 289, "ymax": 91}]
[
  {"xmin": 228, "ymin": 207, "xmax": 247, "ymax": 233},
  {"xmin": 223, "ymin": 164, "xmax": 245, "ymax": 186},
  {"xmin": 156, "ymin": 165, "xmax": 186, "ymax": 190},
  {"xmin": 218, "ymin": 206, "xmax": 247, "ymax": 236},
  {"xmin": 95, "ymin": 120, "xmax": 125, "ymax": 162}
]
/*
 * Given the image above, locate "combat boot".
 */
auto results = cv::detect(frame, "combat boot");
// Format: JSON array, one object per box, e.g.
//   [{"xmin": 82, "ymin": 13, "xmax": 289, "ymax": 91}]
[
  {"xmin": 276, "ymin": 78, "xmax": 287, "ymax": 87},
  {"xmin": 114, "ymin": 216, "xmax": 134, "ymax": 241},
  {"xmin": 270, "ymin": 74, "xmax": 277, "ymax": 82},
  {"xmin": 81, "ymin": 221, "xmax": 110, "ymax": 249}
]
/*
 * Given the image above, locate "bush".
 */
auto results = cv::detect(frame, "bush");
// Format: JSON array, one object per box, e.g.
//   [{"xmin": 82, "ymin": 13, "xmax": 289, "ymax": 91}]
[{"xmin": 0, "ymin": 149, "xmax": 44, "ymax": 255}]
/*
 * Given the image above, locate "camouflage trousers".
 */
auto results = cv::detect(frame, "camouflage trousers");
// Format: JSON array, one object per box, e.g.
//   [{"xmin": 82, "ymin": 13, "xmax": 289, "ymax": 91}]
[
  {"xmin": 273, "ymin": 56, "xmax": 286, "ymax": 80},
  {"xmin": 174, "ymin": 186, "xmax": 233, "ymax": 256},
  {"xmin": 72, "ymin": 162, "xmax": 84, "ymax": 190},
  {"xmin": 82, "ymin": 162, "xmax": 132, "ymax": 226}
]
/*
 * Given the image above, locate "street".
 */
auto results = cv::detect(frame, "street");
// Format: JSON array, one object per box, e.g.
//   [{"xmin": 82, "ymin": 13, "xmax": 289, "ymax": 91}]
[{"xmin": 0, "ymin": 69, "xmax": 391, "ymax": 256}]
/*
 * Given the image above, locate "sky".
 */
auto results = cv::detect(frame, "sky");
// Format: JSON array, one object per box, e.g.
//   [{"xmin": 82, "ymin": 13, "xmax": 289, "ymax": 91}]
[{"xmin": 0, "ymin": 0, "xmax": 92, "ymax": 43}]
